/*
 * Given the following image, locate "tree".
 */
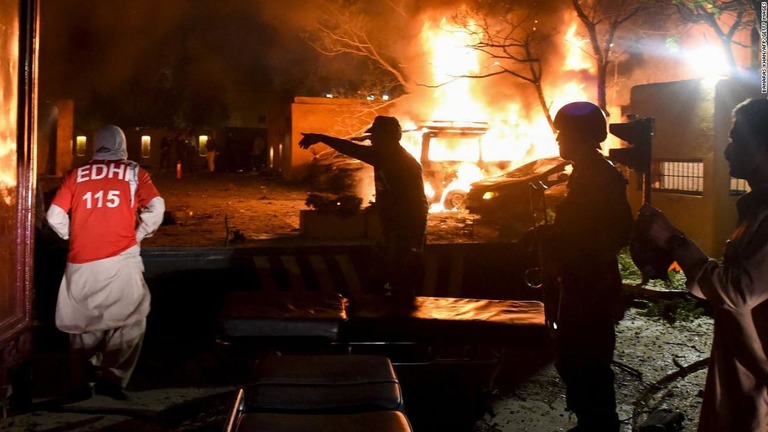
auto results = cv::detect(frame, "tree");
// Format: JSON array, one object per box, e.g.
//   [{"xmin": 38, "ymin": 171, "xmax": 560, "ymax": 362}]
[
  {"xmin": 448, "ymin": 6, "xmax": 558, "ymax": 130},
  {"xmin": 670, "ymin": 0, "xmax": 755, "ymax": 76},
  {"xmin": 571, "ymin": 0, "xmax": 646, "ymax": 111},
  {"xmin": 307, "ymin": 2, "xmax": 411, "ymax": 94},
  {"xmin": 747, "ymin": 0, "xmax": 761, "ymax": 27},
  {"xmin": 298, "ymin": 0, "xmax": 422, "ymax": 134}
]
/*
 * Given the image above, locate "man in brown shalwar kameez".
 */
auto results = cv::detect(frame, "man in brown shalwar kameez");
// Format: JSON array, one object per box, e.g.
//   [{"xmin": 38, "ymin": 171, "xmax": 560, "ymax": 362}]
[{"xmin": 639, "ymin": 98, "xmax": 768, "ymax": 431}]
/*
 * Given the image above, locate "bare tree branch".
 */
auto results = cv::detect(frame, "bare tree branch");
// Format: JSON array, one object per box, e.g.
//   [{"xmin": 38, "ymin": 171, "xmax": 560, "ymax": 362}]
[
  {"xmin": 572, "ymin": 0, "xmax": 648, "ymax": 111},
  {"xmin": 438, "ymin": 7, "xmax": 556, "ymax": 131},
  {"xmin": 305, "ymin": 0, "xmax": 413, "ymax": 97},
  {"xmin": 670, "ymin": 0, "xmax": 755, "ymax": 76},
  {"xmin": 386, "ymin": 0, "xmax": 407, "ymax": 17}
]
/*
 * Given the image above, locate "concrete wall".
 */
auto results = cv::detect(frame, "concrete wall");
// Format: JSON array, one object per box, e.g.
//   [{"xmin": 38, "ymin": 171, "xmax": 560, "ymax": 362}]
[
  {"xmin": 286, "ymin": 97, "xmax": 379, "ymax": 180},
  {"xmin": 627, "ymin": 78, "xmax": 761, "ymax": 257}
]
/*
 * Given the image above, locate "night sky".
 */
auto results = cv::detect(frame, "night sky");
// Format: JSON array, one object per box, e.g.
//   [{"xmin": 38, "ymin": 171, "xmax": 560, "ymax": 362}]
[
  {"xmin": 39, "ymin": 0, "xmax": 317, "ymax": 128},
  {"xmin": 36, "ymin": 1, "xmax": 693, "ymax": 130}
]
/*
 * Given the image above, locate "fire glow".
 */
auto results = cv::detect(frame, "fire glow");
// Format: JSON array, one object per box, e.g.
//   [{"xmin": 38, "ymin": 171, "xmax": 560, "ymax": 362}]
[
  {"xmin": 399, "ymin": 14, "xmax": 594, "ymax": 211},
  {"xmin": 0, "ymin": 16, "xmax": 19, "ymax": 207}
]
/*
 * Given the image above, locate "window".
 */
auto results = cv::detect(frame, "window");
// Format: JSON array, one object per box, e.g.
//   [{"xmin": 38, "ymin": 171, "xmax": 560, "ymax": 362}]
[
  {"xmin": 730, "ymin": 177, "xmax": 750, "ymax": 196},
  {"xmin": 75, "ymin": 136, "xmax": 87, "ymax": 157},
  {"xmin": 141, "ymin": 136, "xmax": 151, "ymax": 159},
  {"xmin": 198, "ymin": 135, "xmax": 208, "ymax": 157},
  {"xmin": 651, "ymin": 160, "xmax": 703, "ymax": 195}
]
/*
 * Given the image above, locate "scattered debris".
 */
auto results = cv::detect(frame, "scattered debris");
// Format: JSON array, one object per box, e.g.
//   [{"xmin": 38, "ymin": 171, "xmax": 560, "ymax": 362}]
[
  {"xmin": 305, "ymin": 193, "xmax": 363, "ymax": 216},
  {"xmin": 638, "ymin": 408, "xmax": 685, "ymax": 432},
  {"xmin": 637, "ymin": 297, "xmax": 709, "ymax": 325},
  {"xmin": 632, "ymin": 358, "xmax": 708, "ymax": 431},
  {"xmin": 229, "ymin": 229, "xmax": 247, "ymax": 245}
]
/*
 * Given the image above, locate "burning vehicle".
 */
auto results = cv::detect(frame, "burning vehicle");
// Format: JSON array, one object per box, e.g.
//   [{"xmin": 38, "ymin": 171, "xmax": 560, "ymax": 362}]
[
  {"xmin": 299, "ymin": 8, "xmax": 601, "ymax": 216},
  {"xmin": 306, "ymin": 120, "xmax": 512, "ymax": 211},
  {"xmin": 414, "ymin": 120, "xmax": 506, "ymax": 211},
  {"xmin": 465, "ymin": 156, "xmax": 571, "ymax": 229}
]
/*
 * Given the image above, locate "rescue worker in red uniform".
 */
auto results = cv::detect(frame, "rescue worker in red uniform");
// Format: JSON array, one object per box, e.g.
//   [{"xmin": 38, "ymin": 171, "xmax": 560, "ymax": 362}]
[
  {"xmin": 541, "ymin": 102, "xmax": 633, "ymax": 431},
  {"xmin": 46, "ymin": 125, "xmax": 165, "ymax": 401},
  {"xmin": 638, "ymin": 98, "xmax": 768, "ymax": 432},
  {"xmin": 299, "ymin": 116, "xmax": 429, "ymax": 308}
]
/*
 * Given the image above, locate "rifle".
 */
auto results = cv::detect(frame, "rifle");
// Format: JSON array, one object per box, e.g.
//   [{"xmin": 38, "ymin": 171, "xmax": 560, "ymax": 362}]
[
  {"xmin": 609, "ymin": 117, "xmax": 673, "ymax": 283},
  {"xmin": 525, "ymin": 181, "xmax": 560, "ymax": 334}
]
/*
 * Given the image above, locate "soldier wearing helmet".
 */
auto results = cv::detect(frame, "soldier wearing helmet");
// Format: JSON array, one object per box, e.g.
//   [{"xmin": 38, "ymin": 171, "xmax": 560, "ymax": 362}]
[{"xmin": 542, "ymin": 102, "xmax": 633, "ymax": 431}]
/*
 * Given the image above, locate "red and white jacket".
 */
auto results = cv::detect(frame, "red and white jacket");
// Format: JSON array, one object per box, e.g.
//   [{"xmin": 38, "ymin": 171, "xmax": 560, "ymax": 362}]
[{"xmin": 47, "ymin": 159, "xmax": 164, "ymax": 263}]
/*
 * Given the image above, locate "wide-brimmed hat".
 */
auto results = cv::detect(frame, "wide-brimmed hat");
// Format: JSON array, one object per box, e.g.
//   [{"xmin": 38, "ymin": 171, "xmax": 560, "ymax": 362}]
[{"xmin": 365, "ymin": 116, "xmax": 401, "ymax": 135}]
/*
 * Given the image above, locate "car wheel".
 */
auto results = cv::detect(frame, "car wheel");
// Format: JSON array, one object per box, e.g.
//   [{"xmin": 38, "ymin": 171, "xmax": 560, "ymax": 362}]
[{"xmin": 443, "ymin": 190, "xmax": 467, "ymax": 211}]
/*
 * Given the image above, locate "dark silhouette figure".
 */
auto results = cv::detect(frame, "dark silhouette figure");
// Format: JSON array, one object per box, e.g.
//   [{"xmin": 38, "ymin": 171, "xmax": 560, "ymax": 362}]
[
  {"xmin": 173, "ymin": 133, "xmax": 186, "ymax": 171},
  {"xmin": 159, "ymin": 136, "xmax": 172, "ymax": 172},
  {"xmin": 638, "ymin": 98, "xmax": 768, "ymax": 432},
  {"xmin": 205, "ymin": 135, "xmax": 218, "ymax": 173},
  {"xmin": 224, "ymin": 131, "xmax": 237, "ymax": 173},
  {"xmin": 299, "ymin": 116, "xmax": 429, "ymax": 306},
  {"xmin": 538, "ymin": 102, "xmax": 633, "ymax": 431},
  {"xmin": 251, "ymin": 135, "xmax": 266, "ymax": 172}
]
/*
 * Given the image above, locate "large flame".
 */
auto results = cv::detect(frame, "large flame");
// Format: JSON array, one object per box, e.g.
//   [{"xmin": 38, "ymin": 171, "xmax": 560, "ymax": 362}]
[
  {"xmin": 398, "ymin": 13, "xmax": 594, "ymax": 211},
  {"xmin": 420, "ymin": 18, "xmax": 486, "ymax": 122},
  {"xmin": 563, "ymin": 22, "xmax": 593, "ymax": 72},
  {"xmin": 0, "ymin": 16, "xmax": 19, "ymax": 207}
]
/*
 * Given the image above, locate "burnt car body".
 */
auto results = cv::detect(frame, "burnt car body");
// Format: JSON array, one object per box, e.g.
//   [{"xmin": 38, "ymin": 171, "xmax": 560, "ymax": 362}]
[
  {"xmin": 465, "ymin": 156, "xmax": 571, "ymax": 228},
  {"xmin": 306, "ymin": 121, "xmax": 504, "ymax": 210},
  {"xmin": 418, "ymin": 121, "xmax": 497, "ymax": 210}
]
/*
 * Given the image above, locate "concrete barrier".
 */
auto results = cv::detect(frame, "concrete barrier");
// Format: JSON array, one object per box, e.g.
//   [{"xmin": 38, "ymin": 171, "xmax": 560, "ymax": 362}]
[{"xmin": 140, "ymin": 242, "xmax": 537, "ymax": 301}]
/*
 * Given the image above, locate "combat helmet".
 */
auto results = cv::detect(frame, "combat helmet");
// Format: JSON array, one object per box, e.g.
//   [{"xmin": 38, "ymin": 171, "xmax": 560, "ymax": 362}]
[{"xmin": 553, "ymin": 101, "xmax": 607, "ymax": 145}]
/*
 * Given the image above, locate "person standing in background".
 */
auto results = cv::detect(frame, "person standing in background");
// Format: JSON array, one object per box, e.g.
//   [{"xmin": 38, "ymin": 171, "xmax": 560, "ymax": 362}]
[
  {"xmin": 251, "ymin": 135, "xmax": 265, "ymax": 172},
  {"xmin": 205, "ymin": 134, "xmax": 218, "ymax": 173},
  {"xmin": 159, "ymin": 136, "xmax": 171, "ymax": 172}
]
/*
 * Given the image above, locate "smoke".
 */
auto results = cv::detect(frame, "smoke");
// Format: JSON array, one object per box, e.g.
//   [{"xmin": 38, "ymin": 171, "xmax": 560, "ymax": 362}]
[
  {"xmin": 365, "ymin": 1, "xmax": 578, "ymax": 123},
  {"xmin": 40, "ymin": 0, "xmax": 293, "ymax": 126},
  {"xmin": 39, "ymin": 0, "xmax": 677, "ymax": 128},
  {"xmin": 39, "ymin": 1, "xmax": 571, "ymax": 97}
]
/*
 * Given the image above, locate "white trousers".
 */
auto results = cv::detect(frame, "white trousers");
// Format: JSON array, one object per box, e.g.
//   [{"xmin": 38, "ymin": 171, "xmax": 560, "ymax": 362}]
[{"xmin": 69, "ymin": 318, "xmax": 145, "ymax": 388}]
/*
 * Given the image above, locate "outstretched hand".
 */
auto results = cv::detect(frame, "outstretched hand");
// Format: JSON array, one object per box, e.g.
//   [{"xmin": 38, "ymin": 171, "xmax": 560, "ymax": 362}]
[
  {"xmin": 636, "ymin": 203, "xmax": 681, "ymax": 249},
  {"xmin": 299, "ymin": 133, "xmax": 320, "ymax": 149}
]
